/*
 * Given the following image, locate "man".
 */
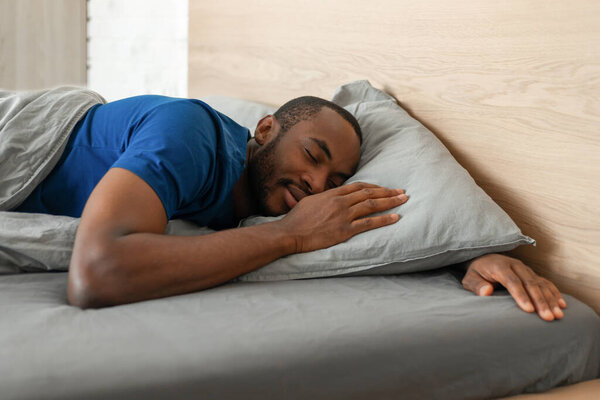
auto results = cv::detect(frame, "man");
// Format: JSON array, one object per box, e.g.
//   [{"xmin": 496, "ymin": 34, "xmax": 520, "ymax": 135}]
[{"xmin": 15, "ymin": 94, "xmax": 566, "ymax": 320}]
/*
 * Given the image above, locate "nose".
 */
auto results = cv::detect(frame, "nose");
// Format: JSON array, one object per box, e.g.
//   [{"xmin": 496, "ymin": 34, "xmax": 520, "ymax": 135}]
[{"xmin": 301, "ymin": 168, "xmax": 328, "ymax": 194}]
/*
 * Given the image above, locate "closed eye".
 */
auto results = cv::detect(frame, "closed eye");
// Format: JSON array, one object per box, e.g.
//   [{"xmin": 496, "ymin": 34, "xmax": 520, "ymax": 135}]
[
  {"xmin": 305, "ymin": 147, "xmax": 340, "ymax": 189},
  {"xmin": 305, "ymin": 148, "xmax": 317, "ymax": 164}
]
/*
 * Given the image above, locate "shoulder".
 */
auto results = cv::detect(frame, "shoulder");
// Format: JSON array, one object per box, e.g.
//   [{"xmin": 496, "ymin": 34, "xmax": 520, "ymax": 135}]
[
  {"xmin": 116, "ymin": 96, "xmax": 248, "ymax": 159},
  {"xmin": 105, "ymin": 96, "xmax": 216, "ymax": 124},
  {"xmin": 146, "ymin": 98, "xmax": 229, "ymax": 135}
]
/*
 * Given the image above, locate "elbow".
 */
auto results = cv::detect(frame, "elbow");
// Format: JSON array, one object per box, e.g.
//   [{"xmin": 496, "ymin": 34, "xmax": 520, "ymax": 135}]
[
  {"xmin": 67, "ymin": 243, "xmax": 120, "ymax": 309},
  {"xmin": 67, "ymin": 272, "xmax": 101, "ymax": 309}
]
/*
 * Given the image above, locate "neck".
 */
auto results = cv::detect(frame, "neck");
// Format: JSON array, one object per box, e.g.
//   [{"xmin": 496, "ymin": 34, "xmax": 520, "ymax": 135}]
[{"xmin": 232, "ymin": 139, "xmax": 260, "ymax": 223}]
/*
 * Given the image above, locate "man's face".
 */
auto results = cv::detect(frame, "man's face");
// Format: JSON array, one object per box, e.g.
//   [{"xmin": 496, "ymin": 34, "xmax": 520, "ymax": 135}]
[{"xmin": 247, "ymin": 107, "xmax": 361, "ymax": 216}]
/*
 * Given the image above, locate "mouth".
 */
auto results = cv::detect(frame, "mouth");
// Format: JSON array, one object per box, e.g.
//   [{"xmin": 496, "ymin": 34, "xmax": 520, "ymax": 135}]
[
  {"xmin": 283, "ymin": 186, "xmax": 298, "ymax": 211},
  {"xmin": 288, "ymin": 183, "xmax": 309, "ymax": 202},
  {"xmin": 283, "ymin": 184, "xmax": 309, "ymax": 211}
]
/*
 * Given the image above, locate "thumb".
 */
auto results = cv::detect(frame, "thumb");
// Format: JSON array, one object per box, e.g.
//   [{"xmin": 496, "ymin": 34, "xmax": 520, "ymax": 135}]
[
  {"xmin": 476, "ymin": 281, "xmax": 494, "ymax": 296},
  {"xmin": 462, "ymin": 269, "xmax": 494, "ymax": 296}
]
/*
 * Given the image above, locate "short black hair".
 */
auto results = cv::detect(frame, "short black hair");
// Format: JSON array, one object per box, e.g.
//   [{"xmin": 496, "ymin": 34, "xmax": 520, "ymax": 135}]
[{"xmin": 273, "ymin": 96, "xmax": 362, "ymax": 144}]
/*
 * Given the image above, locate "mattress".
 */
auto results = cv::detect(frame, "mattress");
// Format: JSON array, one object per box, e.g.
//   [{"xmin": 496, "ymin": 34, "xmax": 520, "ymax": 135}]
[{"xmin": 1, "ymin": 268, "xmax": 599, "ymax": 400}]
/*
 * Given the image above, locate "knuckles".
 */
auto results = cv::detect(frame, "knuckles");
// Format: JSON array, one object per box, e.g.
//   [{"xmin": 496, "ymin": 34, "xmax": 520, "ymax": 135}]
[
  {"xmin": 504, "ymin": 275, "xmax": 521, "ymax": 286},
  {"xmin": 522, "ymin": 279, "xmax": 540, "ymax": 288},
  {"xmin": 361, "ymin": 218, "xmax": 373, "ymax": 227}
]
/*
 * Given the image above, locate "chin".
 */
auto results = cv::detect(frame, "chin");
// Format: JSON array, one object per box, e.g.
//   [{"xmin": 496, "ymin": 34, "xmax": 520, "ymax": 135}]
[
  {"xmin": 261, "ymin": 205, "xmax": 285, "ymax": 217},
  {"xmin": 263, "ymin": 202, "xmax": 286, "ymax": 217}
]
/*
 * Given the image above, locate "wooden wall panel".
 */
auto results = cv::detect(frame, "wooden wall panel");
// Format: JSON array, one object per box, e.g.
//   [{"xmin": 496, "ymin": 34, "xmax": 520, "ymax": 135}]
[
  {"xmin": 0, "ymin": 0, "xmax": 87, "ymax": 90},
  {"xmin": 189, "ymin": 0, "xmax": 600, "ymax": 313}
]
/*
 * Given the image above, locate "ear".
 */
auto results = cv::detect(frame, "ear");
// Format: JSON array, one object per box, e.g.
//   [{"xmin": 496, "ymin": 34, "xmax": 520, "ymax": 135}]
[{"xmin": 254, "ymin": 115, "xmax": 277, "ymax": 145}]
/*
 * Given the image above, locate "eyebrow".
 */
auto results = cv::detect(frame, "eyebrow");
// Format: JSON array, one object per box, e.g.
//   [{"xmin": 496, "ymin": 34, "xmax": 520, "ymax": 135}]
[
  {"xmin": 309, "ymin": 136, "xmax": 353, "ymax": 181},
  {"xmin": 309, "ymin": 137, "xmax": 332, "ymax": 160}
]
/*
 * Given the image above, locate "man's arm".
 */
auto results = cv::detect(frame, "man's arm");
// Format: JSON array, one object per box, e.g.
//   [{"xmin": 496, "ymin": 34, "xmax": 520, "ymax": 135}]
[
  {"xmin": 461, "ymin": 253, "xmax": 567, "ymax": 322},
  {"xmin": 68, "ymin": 168, "xmax": 407, "ymax": 308}
]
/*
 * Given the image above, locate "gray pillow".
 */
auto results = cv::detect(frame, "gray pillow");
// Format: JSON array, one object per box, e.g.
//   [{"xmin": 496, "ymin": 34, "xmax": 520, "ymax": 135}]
[
  {"xmin": 235, "ymin": 80, "xmax": 534, "ymax": 281},
  {"xmin": 0, "ymin": 81, "xmax": 534, "ymax": 279}
]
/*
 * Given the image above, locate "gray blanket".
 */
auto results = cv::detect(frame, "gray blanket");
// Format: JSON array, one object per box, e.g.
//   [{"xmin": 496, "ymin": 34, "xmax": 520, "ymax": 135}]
[
  {"xmin": 0, "ymin": 86, "xmax": 105, "ymax": 210},
  {"xmin": 0, "ymin": 87, "xmax": 215, "ymax": 274},
  {"xmin": 0, "ymin": 212, "xmax": 214, "ymax": 274}
]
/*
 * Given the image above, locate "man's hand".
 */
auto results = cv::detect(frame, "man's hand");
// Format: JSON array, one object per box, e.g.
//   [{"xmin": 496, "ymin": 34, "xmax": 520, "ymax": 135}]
[
  {"xmin": 69, "ymin": 172, "xmax": 407, "ymax": 309},
  {"xmin": 461, "ymin": 253, "xmax": 567, "ymax": 321},
  {"xmin": 277, "ymin": 182, "xmax": 408, "ymax": 253}
]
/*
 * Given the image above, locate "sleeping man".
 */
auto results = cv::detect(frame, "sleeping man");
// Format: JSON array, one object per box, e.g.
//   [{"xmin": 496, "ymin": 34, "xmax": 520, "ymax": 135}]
[{"xmin": 13, "ymin": 94, "xmax": 567, "ymax": 319}]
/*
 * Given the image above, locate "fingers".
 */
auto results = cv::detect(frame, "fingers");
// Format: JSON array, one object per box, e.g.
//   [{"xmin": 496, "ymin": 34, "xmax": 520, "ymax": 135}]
[
  {"xmin": 542, "ymin": 285, "xmax": 563, "ymax": 319},
  {"xmin": 334, "ymin": 182, "xmax": 408, "ymax": 219},
  {"xmin": 462, "ymin": 268, "xmax": 495, "ymax": 296},
  {"xmin": 464, "ymin": 253, "xmax": 567, "ymax": 322},
  {"xmin": 348, "ymin": 195, "xmax": 408, "ymax": 219},
  {"xmin": 343, "ymin": 186, "xmax": 405, "ymax": 206},
  {"xmin": 467, "ymin": 265, "xmax": 542, "ymax": 316},
  {"xmin": 549, "ymin": 282, "xmax": 568, "ymax": 308},
  {"xmin": 511, "ymin": 264, "xmax": 566, "ymax": 321},
  {"xmin": 350, "ymin": 213, "xmax": 400, "ymax": 234},
  {"xmin": 487, "ymin": 264, "xmax": 543, "ymax": 316},
  {"xmin": 540, "ymin": 275, "xmax": 567, "ymax": 308},
  {"xmin": 336, "ymin": 181, "xmax": 403, "ymax": 197}
]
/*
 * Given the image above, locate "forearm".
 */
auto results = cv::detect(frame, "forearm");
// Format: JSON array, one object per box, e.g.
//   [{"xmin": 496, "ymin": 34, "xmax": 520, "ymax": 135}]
[{"xmin": 69, "ymin": 221, "xmax": 295, "ymax": 307}]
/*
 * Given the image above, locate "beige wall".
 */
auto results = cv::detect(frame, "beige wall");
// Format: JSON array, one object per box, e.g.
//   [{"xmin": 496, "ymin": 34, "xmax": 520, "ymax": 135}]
[
  {"xmin": 0, "ymin": 0, "xmax": 87, "ymax": 91},
  {"xmin": 189, "ymin": 0, "xmax": 600, "ymax": 313}
]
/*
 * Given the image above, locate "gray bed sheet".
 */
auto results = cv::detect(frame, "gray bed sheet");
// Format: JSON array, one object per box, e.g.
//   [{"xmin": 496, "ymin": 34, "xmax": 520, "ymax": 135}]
[{"xmin": 1, "ymin": 269, "xmax": 599, "ymax": 400}]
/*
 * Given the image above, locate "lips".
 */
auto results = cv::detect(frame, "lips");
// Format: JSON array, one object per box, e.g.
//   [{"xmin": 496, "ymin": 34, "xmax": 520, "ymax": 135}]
[
  {"xmin": 283, "ymin": 186, "xmax": 298, "ymax": 210},
  {"xmin": 283, "ymin": 184, "xmax": 309, "ymax": 211},
  {"xmin": 287, "ymin": 184, "xmax": 309, "ymax": 203}
]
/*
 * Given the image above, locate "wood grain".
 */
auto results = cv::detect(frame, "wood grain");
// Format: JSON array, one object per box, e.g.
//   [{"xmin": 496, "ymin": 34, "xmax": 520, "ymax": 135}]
[
  {"xmin": 0, "ymin": 0, "xmax": 87, "ymax": 90},
  {"xmin": 189, "ymin": 0, "xmax": 600, "ymax": 313},
  {"xmin": 503, "ymin": 378, "xmax": 600, "ymax": 399}
]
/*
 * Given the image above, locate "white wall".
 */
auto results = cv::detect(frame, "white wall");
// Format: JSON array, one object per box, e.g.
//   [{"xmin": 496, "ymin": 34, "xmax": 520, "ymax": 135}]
[{"xmin": 87, "ymin": 0, "xmax": 188, "ymax": 102}]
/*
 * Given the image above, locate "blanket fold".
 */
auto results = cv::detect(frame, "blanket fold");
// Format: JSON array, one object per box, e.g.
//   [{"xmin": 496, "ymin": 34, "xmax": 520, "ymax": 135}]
[{"xmin": 0, "ymin": 86, "xmax": 105, "ymax": 210}]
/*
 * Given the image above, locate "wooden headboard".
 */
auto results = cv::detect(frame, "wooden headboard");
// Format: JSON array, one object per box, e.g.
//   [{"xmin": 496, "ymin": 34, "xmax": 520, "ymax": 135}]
[{"xmin": 189, "ymin": 0, "xmax": 600, "ymax": 313}]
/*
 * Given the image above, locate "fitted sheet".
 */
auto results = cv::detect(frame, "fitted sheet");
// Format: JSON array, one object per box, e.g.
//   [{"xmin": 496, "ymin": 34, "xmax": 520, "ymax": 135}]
[{"xmin": 1, "ymin": 269, "xmax": 599, "ymax": 400}]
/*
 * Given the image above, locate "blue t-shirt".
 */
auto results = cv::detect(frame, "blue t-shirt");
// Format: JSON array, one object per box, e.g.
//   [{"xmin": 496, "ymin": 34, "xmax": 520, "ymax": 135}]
[{"xmin": 15, "ymin": 95, "xmax": 250, "ymax": 230}]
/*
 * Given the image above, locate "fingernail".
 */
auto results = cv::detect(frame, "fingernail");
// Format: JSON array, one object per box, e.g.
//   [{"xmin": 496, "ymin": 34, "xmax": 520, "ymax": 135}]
[
  {"xmin": 559, "ymin": 298, "xmax": 567, "ymax": 308},
  {"xmin": 397, "ymin": 194, "xmax": 408, "ymax": 200},
  {"xmin": 396, "ymin": 189, "xmax": 405, "ymax": 194},
  {"xmin": 554, "ymin": 307, "xmax": 563, "ymax": 317}
]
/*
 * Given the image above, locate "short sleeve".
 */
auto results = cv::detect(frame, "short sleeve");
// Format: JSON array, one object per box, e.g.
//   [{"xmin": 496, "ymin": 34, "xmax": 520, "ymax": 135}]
[{"xmin": 111, "ymin": 101, "xmax": 217, "ymax": 219}]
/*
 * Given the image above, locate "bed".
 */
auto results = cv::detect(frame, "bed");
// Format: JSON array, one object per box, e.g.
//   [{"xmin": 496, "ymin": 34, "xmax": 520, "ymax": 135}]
[{"xmin": 1, "ymin": 0, "xmax": 599, "ymax": 399}]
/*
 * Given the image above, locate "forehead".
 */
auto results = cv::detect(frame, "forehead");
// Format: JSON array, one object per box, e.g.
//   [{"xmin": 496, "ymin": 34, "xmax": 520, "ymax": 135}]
[{"xmin": 287, "ymin": 107, "xmax": 361, "ymax": 169}]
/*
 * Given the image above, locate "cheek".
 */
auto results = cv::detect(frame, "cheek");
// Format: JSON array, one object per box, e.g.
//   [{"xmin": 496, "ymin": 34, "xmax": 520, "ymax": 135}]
[
  {"xmin": 264, "ymin": 184, "xmax": 288, "ymax": 216},
  {"xmin": 267, "ymin": 153, "xmax": 295, "ymax": 185}
]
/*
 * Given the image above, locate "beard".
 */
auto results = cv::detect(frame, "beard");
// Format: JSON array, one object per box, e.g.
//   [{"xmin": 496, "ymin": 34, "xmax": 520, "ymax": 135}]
[{"xmin": 246, "ymin": 133, "xmax": 291, "ymax": 216}]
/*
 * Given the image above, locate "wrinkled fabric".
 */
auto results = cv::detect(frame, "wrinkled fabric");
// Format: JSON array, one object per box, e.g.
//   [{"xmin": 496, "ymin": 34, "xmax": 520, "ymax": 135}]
[
  {"xmin": 0, "ymin": 87, "xmax": 105, "ymax": 210},
  {"xmin": 0, "ymin": 212, "xmax": 214, "ymax": 274},
  {"xmin": 0, "ymin": 270, "xmax": 598, "ymax": 400}
]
